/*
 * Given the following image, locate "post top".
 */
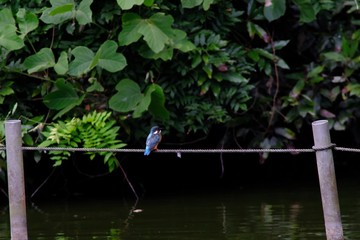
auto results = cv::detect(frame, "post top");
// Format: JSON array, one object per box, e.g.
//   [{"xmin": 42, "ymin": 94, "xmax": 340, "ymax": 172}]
[
  {"xmin": 5, "ymin": 120, "xmax": 21, "ymax": 124},
  {"xmin": 312, "ymin": 120, "xmax": 328, "ymax": 126}
]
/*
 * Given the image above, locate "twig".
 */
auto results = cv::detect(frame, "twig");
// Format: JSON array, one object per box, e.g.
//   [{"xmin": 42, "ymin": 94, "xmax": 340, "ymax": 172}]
[
  {"xmin": 0, "ymin": 187, "xmax": 8, "ymax": 198},
  {"xmin": 163, "ymin": 135, "xmax": 208, "ymax": 146},
  {"xmin": 268, "ymin": 35, "xmax": 281, "ymax": 129},
  {"xmin": 117, "ymin": 159, "xmax": 139, "ymax": 201},
  {"xmin": 30, "ymin": 168, "xmax": 56, "ymax": 199}
]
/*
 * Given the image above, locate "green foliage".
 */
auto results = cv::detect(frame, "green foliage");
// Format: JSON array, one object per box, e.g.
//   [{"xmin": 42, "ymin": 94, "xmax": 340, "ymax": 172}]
[
  {"xmin": 40, "ymin": 0, "xmax": 93, "ymax": 25},
  {"xmin": 0, "ymin": 8, "xmax": 25, "ymax": 50},
  {"xmin": 68, "ymin": 40, "xmax": 127, "ymax": 76},
  {"xmin": 117, "ymin": 0, "xmax": 145, "ymax": 10},
  {"xmin": 181, "ymin": 0, "xmax": 215, "ymax": 10},
  {"xmin": 43, "ymin": 79, "xmax": 85, "ymax": 119},
  {"xmin": 264, "ymin": 0, "xmax": 286, "ymax": 22},
  {"xmin": 40, "ymin": 111, "xmax": 126, "ymax": 172},
  {"xmin": 118, "ymin": 12, "xmax": 195, "ymax": 57},
  {"xmin": 23, "ymin": 48, "xmax": 56, "ymax": 74},
  {"xmin": 109, "ymin": 79, "xmax": 169, "ymax": 120},
  {"xmin": 0, "ymin": 0, "xmax": 360, "ymax": 170}
]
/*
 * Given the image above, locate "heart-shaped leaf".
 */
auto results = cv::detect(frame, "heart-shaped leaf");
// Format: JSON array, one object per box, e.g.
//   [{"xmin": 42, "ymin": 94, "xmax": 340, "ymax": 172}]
[
  {"xmin": 117, "ymin": 0, "xmax": 144, "ymax": 10},
  {"xmin": 148, "ymin": 84, "xmax": 169, "ymax": 120},
  {"xmin": 119, "ymin": 13, "xmax": 177, "ymax": 53},
  {"xmin": 118, "ymin": 13, "xmax": 144, "ymax": 46},
  {"xmin": 132, "ymin": 86, "xmax": 155, "ymax": 118},
  {"xmin": 24, "ymin": 48, "xmax": 55, "ymax": 73},
  {"xmin": 40, "ymin": 0, "xmax": 74, "ymax": 24},
  {"xmin": 68, "ymin": 46, "xmax": 94, "ymax": 76},
  {"xmin": 16, "ymin": 9, "xmax": 39, "ymax": 38},
  {"xmin": 76, "ymin": 0, "xmax": 93, "ymax": 25},
  {"xmin": 0, "ymin": 9, "xmax": 24, "ymax": 51},
  {"xmin": 0, "ymin": 24, "xmax": 25, "ymax": 51},
  {"xmin": 40, "ymin": 0, "xmax": 93, "ymax": 25},
  {"xmin": 54, "ymin": 51, "xmax": 69, "ymax": 75},
  {"xmin": 109, "ymin": 79, "xmax": 143, "ymax": 112},
  {"xmin": 94, "ymin": 40, "xmax": 127, "ymax": 72}
]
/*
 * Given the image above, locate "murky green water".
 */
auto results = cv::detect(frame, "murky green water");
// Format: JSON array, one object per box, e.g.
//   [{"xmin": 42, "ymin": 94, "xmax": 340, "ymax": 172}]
[{"xmin": 1, "ymin": 182, "xmax": 360, "ymax": 239}]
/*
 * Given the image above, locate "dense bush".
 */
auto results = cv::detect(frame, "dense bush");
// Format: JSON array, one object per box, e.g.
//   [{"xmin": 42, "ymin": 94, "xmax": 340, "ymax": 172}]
[{"xmin": 0, "ymin": 0, "xmax": 360, "ymax": 174}]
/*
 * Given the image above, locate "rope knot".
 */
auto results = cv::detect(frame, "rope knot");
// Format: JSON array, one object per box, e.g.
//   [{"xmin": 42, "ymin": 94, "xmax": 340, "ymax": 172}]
[{"xmin": 312, "ymin": 143, "xmax": 336, "ymax": 151}]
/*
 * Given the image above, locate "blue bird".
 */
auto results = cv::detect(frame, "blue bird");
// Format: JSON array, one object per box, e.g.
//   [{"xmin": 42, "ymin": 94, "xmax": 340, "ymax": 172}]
[{"xmin": 144, "ymin": 126, "xmax": 162, "ymax": 156}]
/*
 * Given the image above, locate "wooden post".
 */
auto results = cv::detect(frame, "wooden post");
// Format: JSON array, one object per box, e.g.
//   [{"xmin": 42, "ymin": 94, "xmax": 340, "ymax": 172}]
[
  {"xmin": 5, "ymin": 120, "xmax": 28, "ymax": 240},
  {"xmin": 312, "ymin": 120, "xmax": 343, "ymax": 240}
]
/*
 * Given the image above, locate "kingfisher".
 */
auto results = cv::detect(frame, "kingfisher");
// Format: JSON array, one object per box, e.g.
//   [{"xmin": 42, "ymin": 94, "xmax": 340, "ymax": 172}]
[{"xmin": 144, "ymin": 126, "xmax": 162, "ymax": 156}]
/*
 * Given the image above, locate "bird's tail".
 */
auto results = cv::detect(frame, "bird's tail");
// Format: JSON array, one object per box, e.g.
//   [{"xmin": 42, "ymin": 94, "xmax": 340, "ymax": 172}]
[{"xmin": 144, "ymin": 147, "xmax": 151, "ymax": 156}]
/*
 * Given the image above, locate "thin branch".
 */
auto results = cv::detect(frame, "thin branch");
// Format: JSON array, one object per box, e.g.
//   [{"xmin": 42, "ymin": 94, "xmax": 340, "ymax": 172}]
[
  {"xmin": 4, "ymin": 67, "xmax": 55, "ymax": 82},
  {"xmin": 50, "ymin": 26, "xmax": 55, "ymax": 49},
  {"xmin": 116, "ymin": 158, "xmax": 139, "ymax": 201},
  {"xmin": 267, "ymin": 35, "xmax": 281, "ymax": 129},
  {"xmin": 163, "ymin": 135, "xmax": 208, "ymax": 146},
  {"xmin": 0, "ymin": 187, "xmax": 8, "ymax": 198},
  {"xmin": 30, "ymin": 168, "xmax": 56, "ymax": 199}
]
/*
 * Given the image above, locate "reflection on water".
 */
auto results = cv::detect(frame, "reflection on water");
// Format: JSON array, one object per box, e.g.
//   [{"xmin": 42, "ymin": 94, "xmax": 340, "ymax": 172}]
[{"xmin": 1, "ymin": 183, "xmax": 360, "ymax": 240}]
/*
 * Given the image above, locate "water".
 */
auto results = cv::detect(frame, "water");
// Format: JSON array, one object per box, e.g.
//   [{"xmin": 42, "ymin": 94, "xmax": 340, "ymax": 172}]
[{"xmin": 1, "ymin": 182, "xmax": 360, "ymax": 239}]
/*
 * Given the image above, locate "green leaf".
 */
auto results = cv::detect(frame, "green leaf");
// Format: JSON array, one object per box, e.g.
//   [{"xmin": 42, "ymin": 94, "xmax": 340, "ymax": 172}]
[
  {"xmin": 323, "ymin": 52, "xmax": 347, "ymax": 62},
  {"xmin": 139, "ymin": 29, "xmax": 194, "ymax": 59},
  {"xmin": 16, "ymin": 9, "xmax": 39, "ymax": 38},
  {"xmin": 53, "ymin": 94, "xmax": 85, "ymax": 119},
  {"xmin": 181, "ymin": 0, "xmax": 203, "ymax": 8},
  {"xmin": 49, "ymin": 3, "xmax": 74, "ymax": 16},
  {"xmin": 86, "ymin": 78, "xmax": 104, "ymax": 92},
  {"xmin": 117, "ymin": 0, "xmax": 144, "ymax": 10},
  {"xmin": 94, "ymin": 40, "xmax": 127, "ymax": 72},
  {"xmin": 171, "ymin": 29, "xmax": 196, "ymax": 52},
  {"xmin": 54, "ymin": 51, "xmax": 69, "ymax": 75},
  {"xmin": 43, "ymin": 79, "xmax": 79, "ymax": 110},
  {"xmin": 222, "ymin": 72, "xmax": 248, "ymax": 83},
  {"xmin": 0, "ymin": 9, "xmax": 24, "ymax": 50},
  {"xmin": 307, "ymin": 66, "xmax": 324, "ymax": 78},
  {"xmin": 143, "ymin": 0, "xmax": 154, "ymax": 7},
  {"xmin": 148, "ymin": 84, "xmax": 169, "ymax": 120},
  {"xmin": 292, "ymin": 0, "xmax": 316, "ymax": 23},
  {"xmin": 277, "ymin": 58, "xmax": 290, "ymax": 69},
  {"xmin": 273, "ymin": 40, "xmax": 290, "ymax": 50},
  {"xmin": 264, "ymin": 0, "xmax": 286, "ymax": 22},
  {"xmin": 247, "ymin": 22, "xmax": 268, "ymax": 40},
  {"xmin": 138, "ymin": 13, "xmax": 175, "ymax": 53},
  {"xmin": 119, "ymin": 13, "xmax": 177, "ymax": 53},
  {"xmin": 139, "ymin": 45, "xmax": 174, "ymax": 60},
  {"xmin": 347, "ymin": 83, "xmax": 360, "ymax": 97},
  {"xmin": 275, "ymin": 127, "xmax": 296, "ymax": 140},
  {"xmin": 76, "ymin": 0, "xmax": 93, "ymax": 25},
  {"xmin": 68, "ymin": 46, "xmax": 94, "ymax": 76},
  {"xmin": 0, "ymin": 24, "xmax": 25, "ymax": 51},
  {"xmin": 133, "ymin": 86, "xmax": 155, "ymax": 118},
  {"xmin": 289, "ymin": 79, "xmax": 304, "ymax": 98},
  {"xmin": 23, "ymin": 48, "xmax": 55, "ymax": 74},
  {"xmin": 69, "ymin": 41, "xmax": 126, "ymax": 76},
  {"xmin": 109, "ymin": 79, "xmax": 143, "ymax": 112},
  {"xmin": 0, "ymin": 8, "xmax": 15, "ymax": 26},
  {"xmin": 40, "ymin": 0, "xmax": 74, "ymax": 24},
  {"xmin": 254, "ymin": 48, "xmax": 273, "ymax": 59},
  {"xmin": 0, "ymin": 81, "xmax": 14, "ymax": 103},
  {"xmin": 202, "ymin": 0, "xmax": 215, "ymax": 10},
  {"xmin": 118, "ymin": 13, "xmax": 142, "ymax": 46}
]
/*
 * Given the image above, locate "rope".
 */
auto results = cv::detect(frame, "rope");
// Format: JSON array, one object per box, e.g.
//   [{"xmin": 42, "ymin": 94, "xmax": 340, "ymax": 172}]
[
  {"xmin": 0, "ymin": 146, "xmax": 314, "ymax": 153},
  {"xmin": 334, "ymin": 147, "xmax": 360, "ymax": 153},
  {"xmin": 0, "ymin": 145, "xmax": 358, "ymax": 153}
]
